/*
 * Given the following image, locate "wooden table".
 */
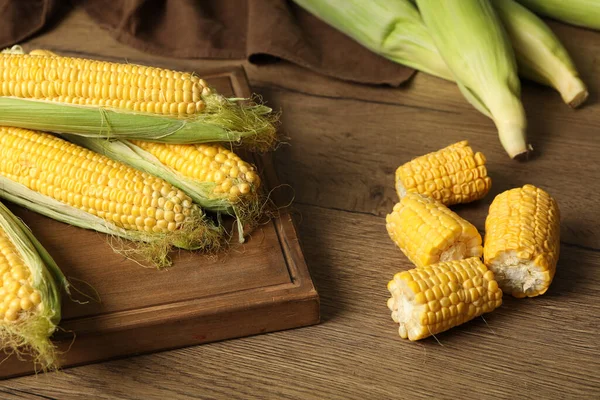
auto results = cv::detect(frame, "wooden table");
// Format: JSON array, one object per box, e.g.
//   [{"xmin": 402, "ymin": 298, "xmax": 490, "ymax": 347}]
[{"xmin": 3, "ymin": 8, "xmax": 599, "ymax": 399}]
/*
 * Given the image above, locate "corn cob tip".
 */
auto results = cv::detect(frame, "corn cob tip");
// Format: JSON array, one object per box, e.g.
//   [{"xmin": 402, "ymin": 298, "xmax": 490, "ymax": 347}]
[
  {"xmin": 565, "ymin": 80, "xmax": 589, "ymax": 108},
  {"xmin": 496, "ymin": 122, "xmax": 531, "ymax": 160},
  {"xmin": 201, "ymin": 94, "xmax": 279, "ymax": 152}
]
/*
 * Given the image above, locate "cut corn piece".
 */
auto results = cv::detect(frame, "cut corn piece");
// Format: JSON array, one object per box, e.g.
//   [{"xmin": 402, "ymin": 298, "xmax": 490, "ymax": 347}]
[
  {"xmin": 416, "ymin": 0, "xmax": 529, "ymax": 159},
  {"xmin": 0, "ymin": 127, "xmax": 222, "ymax": 268},
  {"xmin": 484, "ymin": 184, "xmax": 560, "ymax": 298},
  {"xmin": 387, "ymin": 257, "xmax": 502, "ymax": 341},
  {"xmin": 493, "ymin": 0, "xmax": 588, "ymax": 108},
  {"xmin": 386, "ymin": 193, "xmax": 482, "ymax": 268},
  {"xmin": 0, "ymin": 200, "xmax": 69, "ymax": 370},
  {"xmin": 0, "ymin": 47, "xmax": 276, "ymax": 150},
  {"xmin": 395, "ymin": 141, "xmax": 491, "ymax": 205},
  {"xmin": 516, "ymin": 0, "xmax": 600, "ymax": 30}
]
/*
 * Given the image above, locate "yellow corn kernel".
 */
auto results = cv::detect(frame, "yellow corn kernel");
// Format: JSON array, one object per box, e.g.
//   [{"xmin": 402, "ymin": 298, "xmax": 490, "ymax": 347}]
[
  {"xmin": 130, "ymin": 141, "xmax": 261, "ymax": 200},
  {"xmin": 0, "ymin": 127, "xmax": 198, "ymax": 234},
  {"xmin": 0, "ymin": 52, "xmax": 207, "ymax": 117},
  {"xmin": 386, "ymin": 192, "xmax": 482, "ymax": 268},
  {"xmin": 387, "ymin": 257, "xmax": 502, "ymax": 341},
  {"xmin": 484, "ymin": 184, "xmax": 560, "ymax": 298},
  {"xmin": 395, "ymin": 141, "xmax": 492, "ymax": 205},
  {"xmin": 0, "ymin": 228, "xmax": 41, "ymax": 323}
]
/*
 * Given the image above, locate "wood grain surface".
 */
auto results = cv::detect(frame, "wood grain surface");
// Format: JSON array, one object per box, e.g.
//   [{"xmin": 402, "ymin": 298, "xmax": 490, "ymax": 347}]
[{"xmin": 2, "ymin": 6, "xmax": 600, "ymax": 399}]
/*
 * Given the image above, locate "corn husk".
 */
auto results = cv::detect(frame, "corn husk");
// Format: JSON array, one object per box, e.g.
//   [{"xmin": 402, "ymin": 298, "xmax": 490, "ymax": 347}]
[
  {"xmin": 0, "ymin": 201, "xmax": 69, "ymax": 370},
  {"xmin": 292, "ymin": 0, "xmax": 453, "ymax": 80},
  {"xmin": 61, "ymin": 135, "xmax": 261, "ymax": 243},
  {"xmin": 493, "ymin": 0, "xmax": 588, "ymax": 108},
  {"xmin": 516, "ymin": 0, "xmax": 600, "ymax": 30},
  {"xmin": 0, "ymin": 46, "xmax": 277, "ymax": 151},
  {"xmin": 416, "ymin": 0, "xmax": 529, "ymax": 159}
]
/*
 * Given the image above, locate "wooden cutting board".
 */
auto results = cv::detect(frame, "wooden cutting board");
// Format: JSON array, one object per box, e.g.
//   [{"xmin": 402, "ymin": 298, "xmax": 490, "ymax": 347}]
[{"xmin": 1, "ymin": 67, "xmax": 320, "ymax": 379}]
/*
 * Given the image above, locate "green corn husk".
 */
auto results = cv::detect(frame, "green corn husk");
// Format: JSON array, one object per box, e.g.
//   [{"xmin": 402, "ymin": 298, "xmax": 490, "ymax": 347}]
[
  {"xmin": 292, "ymin": 0, "xmax": 453, "ymax": 80},
  {"xmin": 493, "ymin": 0, "xmax": 589, "ymax": 108},
  {"xmin": 61, "ymin": 135, "xmax": 261, "ymax": 244},
  {"xmin": 416, "ymin": 0, "xmax": 529, "ymax": 159},
  {"xmin": 293, "ymin": 0, "xmax": 525, "ymax": 158},
  {"xmin": 516, "ymin": 0, "xmax": 600, "ymax": 30},
  {"xmin": 0, "ymin": 201, "xmax": 69, "ymax": 370},
  {"xmin": 0, "ymin": 46, "xmax": 277, "ymax": 151}
]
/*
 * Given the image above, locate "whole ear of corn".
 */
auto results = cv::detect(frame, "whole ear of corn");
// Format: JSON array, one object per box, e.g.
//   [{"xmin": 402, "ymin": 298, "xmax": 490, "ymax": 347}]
[
  {"xmin": 63, "ymin": 135, "xmax": 263, "ymax": 243},
  {"xmin": 0, "ymin": 47, "xmax": 277, "ymax": 151},
  {"xmin": 0, "ymin": 127, "xmax": 223, "ymax": 268},
  {"xmin": 493, "ymin": 0, "xmax": 588, "ymax": 108},
  {"xmin": 0, "ymin": 200, "xmax": 69, "ymax": 370},
  {"xmin": 484, "ymin": 184, "xmax": 560, "ymax": 298},
  {"xmin": 395, "ymin": 141, "xmax": 492, "ymax": 206},
  {"xmin": 416, "ymin": 0, "xmax": 529, "ymax": 159},
  {"xmin": 386, "ymin": 193, "xmax": 483, "ymax": 268},
  {"xmin": 387, "ymin": 257, "xmax": 502, "ymax": 341},
  {"xmin": 516, "ymin": 0, "xmax": 600, "ymax": 30}
]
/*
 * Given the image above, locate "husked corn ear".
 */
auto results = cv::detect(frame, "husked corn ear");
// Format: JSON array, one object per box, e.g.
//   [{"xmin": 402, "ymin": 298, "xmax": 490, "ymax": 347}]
[
  {"xmin": 0, "ymin": 52, "xmax": 209, "ymax": 117},
  {"xmin": 130, "ymin": 142, "xmax": 261, "ymax": 201},
  {"xmin": 386, "ymin": 193, "xmax": 482, "ymax": 268},
  {"xmin": 0, "ymin": 229, "xmax": 43, "ymax": 323},
  {"xmin": 387, "ymin": 257, "xmax": 502, "ymax": 341},
  {"xmin": 395, "ymin": 141, "xmax": 491, "ymax": 205},
  {"xmin": 484, "ymin": 184, "xmax": 560, "ymax": 298},
  {"xmin": 0, "ymin": 47, "xmax": 277, "ymax": 149},
  {"xmin": 0, "ymin": 127, "xmax": 199, "ymax": 234}
]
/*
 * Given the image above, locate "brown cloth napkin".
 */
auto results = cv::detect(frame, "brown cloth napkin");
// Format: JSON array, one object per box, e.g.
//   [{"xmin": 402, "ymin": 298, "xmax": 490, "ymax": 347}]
[
  {"xmin": 0, "ymin": 0, "xmax": 60, "ymax": 48},
  {"xmin": 1, "ymin": 0, "xmax": 414, "ymax": 86}
]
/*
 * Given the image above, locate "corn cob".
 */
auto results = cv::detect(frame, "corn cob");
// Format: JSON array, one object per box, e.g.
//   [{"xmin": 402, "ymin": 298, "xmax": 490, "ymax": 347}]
[
  {"xmin": 0, "ymin": 127, "xmax": 222, "ymax": 268},
  {"xmin": 387, "ymin": 257, "xmax": 502, "ymax": 341},
  {"xmin": 62, "ymin": 136, "xmax": 263, "ymax": 243},
  {"xmin": 0, "ymin": 201, "xmax": 69, "ymax": 370},
  {"xmin": 131, "ymin": 142, "xmax": 261, "ymax": 201},
  {"xmin": 484, "ymin": 185, "xmax": 560, "ymax": 298},
  {"xmin": 493, "ymin": 0, "xmax": 588, "ymax": 108},
  {"xmin": 416, "ymin": 0, "xmax": 529, "ymax": 159},
  {"xmin": 516, "ymin": 0, "xmax": 600, "ymax": 30},
  {"xmin": 386, "ymin": 193, "xmax": 482, "ymax": 268},
  {"xmin": 0, "ymin": 46, "xmax": 276, "ymax": 150},
  {"xmin": 395, "ymin": 141, "xmax": 492, "ymax": 206}
]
